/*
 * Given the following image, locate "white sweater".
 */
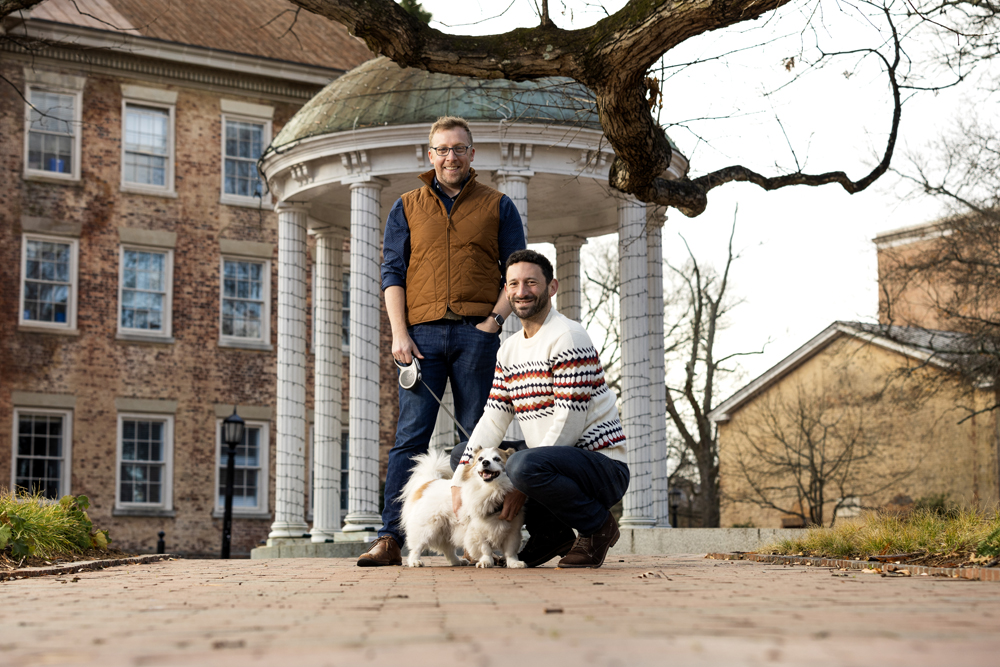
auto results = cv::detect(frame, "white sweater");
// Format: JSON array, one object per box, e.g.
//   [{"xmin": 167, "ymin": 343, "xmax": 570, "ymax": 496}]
[{"xmin": 456, "ymin": 308, "xmax": 627, "ymax": 467}]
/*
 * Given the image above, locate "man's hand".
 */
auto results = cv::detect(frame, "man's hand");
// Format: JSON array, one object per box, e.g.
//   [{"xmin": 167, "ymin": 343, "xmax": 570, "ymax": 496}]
[
  {"xmin": 451, "ymin": 486, "xmax": 462, "ymax": 516},
  {"xmin": 475, "ymin": 318, "xmax": 500, "ymax": 335},
  {"xmin": 392, "ymin": 331, "xmax": 423, "ymax": 364},
  {"xmin": 500, "ymin": 489, "xmax": 526, "ymax": 521}
]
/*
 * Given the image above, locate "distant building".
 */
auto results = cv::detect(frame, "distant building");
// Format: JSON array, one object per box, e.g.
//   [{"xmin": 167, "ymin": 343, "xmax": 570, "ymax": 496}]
[
  {"xmin": 0, "ymin": 0, "xmax": 371, "ymax": 555},
  {"xmin": 711, "ymin": 221, "xmax": 999, "ymax": 528}
]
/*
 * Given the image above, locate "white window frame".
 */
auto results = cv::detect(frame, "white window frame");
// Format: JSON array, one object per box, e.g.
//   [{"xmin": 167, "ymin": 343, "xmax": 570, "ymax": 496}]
[
  {"xmin": 19, "ymin": 233, "xmax": 79, "ymax": 332},
  {"xmin": 213, "ymin": 420, "xmax": 270, "ymax": 517},
  {"xmin": 11, "ymin": 408, "xmax": 73, "ymax": 499},
  {"xmin": 219, "ymin": 255, "xmax": 271, "ymax": 349},
  {"xmin": 220, "ymin": 106, "xmax": 272, "ymax": 208},
  {"xmin": 23, "ymin": 80, "xmax": 84, "ymax": 183},
  {"xmin": 120, "ymin": 85, "xmax": 176, "ymax": 197},
  {"xmin": 115, "ymin": 413, "xmax": 174, "ymax": 513},
  {"xmin": 117, "ymin": 244, "xmax": 174, "ymax": 341}
]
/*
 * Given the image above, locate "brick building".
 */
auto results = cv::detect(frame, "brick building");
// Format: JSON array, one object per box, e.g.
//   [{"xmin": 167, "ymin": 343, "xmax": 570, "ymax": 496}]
[
  {"xmin": 0, "ymin": 0, "xmax": 372, "ymax": 555},
  {"xmin": 711, "ymin": 220, "xmax": 1000, "ymax": 528}
]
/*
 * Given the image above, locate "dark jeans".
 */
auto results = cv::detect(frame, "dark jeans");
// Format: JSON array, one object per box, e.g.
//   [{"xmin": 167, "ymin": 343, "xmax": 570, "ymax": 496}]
[
  {"xmin": 379, "ymin": 318, "xmax": 500, "ymax": 546},
  {"xmin": 452, "ymin": 441, "xmax": 629, "ymax": 539},
  {"xmin": 507, "ymin": 447, "xmax": 630, "ymax": 536}
]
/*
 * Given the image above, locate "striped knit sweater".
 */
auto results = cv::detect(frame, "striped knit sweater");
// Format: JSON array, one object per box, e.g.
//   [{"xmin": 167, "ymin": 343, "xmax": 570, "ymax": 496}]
[{"xmin": 457, "ymin": 307, "xmax": 627, "ymax": 465}]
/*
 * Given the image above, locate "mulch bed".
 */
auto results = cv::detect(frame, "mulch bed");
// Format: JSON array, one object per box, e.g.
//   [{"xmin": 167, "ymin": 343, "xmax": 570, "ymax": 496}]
[
  {"xmin": 1, "ymin": 548, "xmax": 173, "ymax": 581},
  {"xmin": 707, "ymin": 552, "xmax": 1000, "ymax": 582}
]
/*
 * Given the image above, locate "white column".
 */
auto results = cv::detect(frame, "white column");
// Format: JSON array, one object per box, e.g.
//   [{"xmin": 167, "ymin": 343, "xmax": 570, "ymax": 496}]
[
  {"xmin": 494, "ymin": 171, "xmax": 531, "ymax": 441},
  {"xmin": 554, "ymin": 236, "xmax": 586, "ymax": 321},
  {"xmin": 618, "ymin": 196, "xmax": 655, "ymax": 528},
  {"xmin": 269, "ymin": 202, "xmax": 310, "ymax": 539},
  {"xmin": 646, "ymin": 209, "xmax": 670, "ymax": 527},
  {"xmin": 342, "ymin": 178, "xmax": 386, "ymax": 532},
  {"xmin": 429, "ymin": 379, "xmax": 456, "ymax": 452},
  {"xmin": 494, "ymin": 171, "xmax": 531, "ymax": 246},
  {"xmin": 311, "ymin": 228, "xmax": 345, "ymax": 542}
]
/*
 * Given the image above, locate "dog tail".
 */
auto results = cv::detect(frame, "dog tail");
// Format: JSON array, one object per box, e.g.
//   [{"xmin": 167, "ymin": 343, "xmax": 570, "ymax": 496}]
[{"xmin": 399, "ymin": 449, "xmax": 453, "ymax": 501}]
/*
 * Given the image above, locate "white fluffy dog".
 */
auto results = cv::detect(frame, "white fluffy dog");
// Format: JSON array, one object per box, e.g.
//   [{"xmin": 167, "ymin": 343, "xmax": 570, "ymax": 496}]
[{"xmin": 400, "ymin": 445, "xmax": 526, "ymax": 569}]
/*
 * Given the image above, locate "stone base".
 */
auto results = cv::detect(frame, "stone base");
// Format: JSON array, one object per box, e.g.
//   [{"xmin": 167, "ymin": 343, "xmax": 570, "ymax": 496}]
[{"xmin": 250, "ymin": 527, "xmax": 804, "ymax": 559}]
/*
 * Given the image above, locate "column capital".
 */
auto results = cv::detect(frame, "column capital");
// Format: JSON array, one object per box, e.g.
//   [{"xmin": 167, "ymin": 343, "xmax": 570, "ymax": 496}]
[
  {"xmin": 646, "ymin": 205, "xmax": 667, "ymax": 228},
  {"xmin": 312, "ymin": 225, "xmax": 348, "ymax": 241},
  {"xmin": 274, "ymin": 201, "xmax": 311, "ymax": 214},
  {"xmin": 553, "ymin": 234, "xmax": 588, "ymax": 249},
  {"xmin": 493, "ymin": 170, "xmax": 535, "ymax": 182},
  {"xmin": 344, "ymin": 174, "xmax": 390, "ymax": 189}
]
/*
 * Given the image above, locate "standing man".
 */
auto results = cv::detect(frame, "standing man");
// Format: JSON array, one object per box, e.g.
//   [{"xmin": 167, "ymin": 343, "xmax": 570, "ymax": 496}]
[
  {"xmin": 357, "ymin": 116, "xmax": 526, "ymax": 567},
  {"xmin": 451, "ymin": 249, "xmax": 629, "ymax": 568}
]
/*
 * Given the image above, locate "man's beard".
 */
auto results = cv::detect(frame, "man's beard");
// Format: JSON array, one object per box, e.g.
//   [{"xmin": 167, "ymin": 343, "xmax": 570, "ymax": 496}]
[{"xmin": 510, "ymin": 291, "xmax": 550, "ymax": 320}]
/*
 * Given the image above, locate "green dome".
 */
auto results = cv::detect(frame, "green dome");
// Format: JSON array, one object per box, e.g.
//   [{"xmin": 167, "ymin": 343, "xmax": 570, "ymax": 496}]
[{"xmin": 270, "ymin": 57, "xmax": 601, "ymax": 150}]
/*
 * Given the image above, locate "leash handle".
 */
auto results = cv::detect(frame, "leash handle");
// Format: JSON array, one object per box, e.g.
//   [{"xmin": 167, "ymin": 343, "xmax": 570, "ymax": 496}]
[{"xmin": 395, "ymin": 357, "xmax": 472, "ymax": 441}]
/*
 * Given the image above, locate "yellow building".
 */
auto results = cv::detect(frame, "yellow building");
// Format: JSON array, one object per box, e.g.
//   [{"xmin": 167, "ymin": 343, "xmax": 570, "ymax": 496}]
[{"xmin": 710, "ymin": 321, "xmax": 998, "ymax": 528}]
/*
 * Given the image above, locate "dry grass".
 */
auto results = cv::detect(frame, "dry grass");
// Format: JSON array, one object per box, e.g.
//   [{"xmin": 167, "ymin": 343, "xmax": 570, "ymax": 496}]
[{"xmin": 762, "ymin": 507, "xmax": 1000, "ymax": 567}]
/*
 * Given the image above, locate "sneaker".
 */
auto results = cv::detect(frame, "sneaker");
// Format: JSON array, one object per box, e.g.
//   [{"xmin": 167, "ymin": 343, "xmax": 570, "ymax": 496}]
[
  {"xmin": 557, "ymin": 513, "xmax": 619, "ymax": 569},
  {"xmin": 357, "ymin": 535, "xmax": 402, "ymax": 567},
  {"xmin": 518, "ymin": 527, "xmax": 576, "ymax": 568}
]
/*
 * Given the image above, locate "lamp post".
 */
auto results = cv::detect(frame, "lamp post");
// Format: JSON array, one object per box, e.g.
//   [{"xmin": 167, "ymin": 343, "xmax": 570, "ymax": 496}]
[
  {"xmin": 221, "ymin": 406, "xmax": 245, "ymax": 559},
  {"xmin": 668, "ymin": 488, "xmax": 682, "ymax": 528}
]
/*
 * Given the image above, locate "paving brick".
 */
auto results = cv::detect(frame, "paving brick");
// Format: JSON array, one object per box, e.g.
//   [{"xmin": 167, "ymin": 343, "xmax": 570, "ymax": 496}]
[{"xmin": 2, "ymin": 554, "xmax": 999, "ymax": 666}]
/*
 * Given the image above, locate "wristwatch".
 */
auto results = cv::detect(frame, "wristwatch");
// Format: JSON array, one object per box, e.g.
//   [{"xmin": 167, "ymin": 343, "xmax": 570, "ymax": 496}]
[{"xmin": 490, "ymin": 312, "xmax": 505, "ymax": 328}]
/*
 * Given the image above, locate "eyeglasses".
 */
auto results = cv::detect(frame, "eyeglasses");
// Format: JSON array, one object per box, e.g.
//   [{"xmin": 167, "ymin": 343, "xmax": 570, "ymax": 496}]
[{"xmin": 430, "ymin": 145, "xmax": 472, "ymax": 156}]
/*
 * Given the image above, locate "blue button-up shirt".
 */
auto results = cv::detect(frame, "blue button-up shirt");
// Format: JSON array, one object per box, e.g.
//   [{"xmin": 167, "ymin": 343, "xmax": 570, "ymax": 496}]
[{"xmin": 380, "ymin": 176, "xmax": 526, "ymax": 292}]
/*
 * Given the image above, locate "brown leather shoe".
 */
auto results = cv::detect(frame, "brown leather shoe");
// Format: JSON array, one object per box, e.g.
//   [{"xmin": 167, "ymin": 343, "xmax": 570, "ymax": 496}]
[
  {"xmin": 557, "ymin": 513, "xmax": 619, "ymax": 568},
  {"xmin": 357, "ymin": 535, "xmax": 402, "ymax": 567}
]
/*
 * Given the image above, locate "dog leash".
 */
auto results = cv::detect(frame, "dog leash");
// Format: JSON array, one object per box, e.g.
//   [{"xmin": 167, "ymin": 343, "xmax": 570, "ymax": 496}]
[{"xmin": 395, "ymin": 357, "xmax": 472, "ymax": 441}]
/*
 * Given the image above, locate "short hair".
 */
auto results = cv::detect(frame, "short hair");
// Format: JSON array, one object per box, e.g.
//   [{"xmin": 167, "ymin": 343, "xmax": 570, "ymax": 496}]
[
  {"xmin": 428, "ymin": 116, "xmax": 473, "ymax": 146},
  {"xmin": 505, "ymin": 249, "xmax": 554, "ymax": 284}
]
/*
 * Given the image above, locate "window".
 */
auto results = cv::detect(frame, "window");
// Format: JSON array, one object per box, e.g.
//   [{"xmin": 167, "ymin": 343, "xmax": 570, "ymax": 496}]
[
  {"xmin": 20, "ymin": 234, "xmax": 78, "ymax": 330},
  {"xmin": 119, "ymin": 246, "xmax": 172, "ymax": 338},
  {"xmin": 223, "ymin": 119, "xmax": 265, "ymax": 198},
  {"xmin": 219, "ymin": 100, "xmax": 272, "ymax": 207},
  {"xmin": 215, "ymin": 421, "xmax": 269, "ymax": 515},
  {"xmin": 27, "ymin": 91, "xmax": 76, "ymax": 176},
  {"xmin": 116, "ymin": 414, "xmax": 173, "ymax": 511},
  {"xmin": 124, "ymin": 105, "xmax": 169, "ymax": 186},
  {"xmin": 340, "ymin": 430, "xmax": 349, "ymax": 515},
  {"xmin": 220, "ymin": 257, "xmax": 269, "ymax": 345},
  {"xmin": 342, "ymin": 270, "xmax": 351, "ymax": 347},
  {"xmin": 12, "ymin": 409, "xmax": 72, "ymax": 499},
  {"xmin": 23, "ymin": 71, "xmax": 84, "ymax": 182},
  {"xmin": 120, "ymin": 85, "xmax": 176, "ymax": 196}
]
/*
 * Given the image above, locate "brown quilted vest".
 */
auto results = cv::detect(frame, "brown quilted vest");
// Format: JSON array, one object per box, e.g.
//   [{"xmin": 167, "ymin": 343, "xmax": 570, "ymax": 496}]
[{"xmin": 401, "ymin": 169, "xmax": 504, "ymax": 326}]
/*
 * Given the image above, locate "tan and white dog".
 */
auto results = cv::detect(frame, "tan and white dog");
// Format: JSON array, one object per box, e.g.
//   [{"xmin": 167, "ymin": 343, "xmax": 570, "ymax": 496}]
[{"xmin": 399, "ymin": 445, "xmax": 525, "ymax": 568}]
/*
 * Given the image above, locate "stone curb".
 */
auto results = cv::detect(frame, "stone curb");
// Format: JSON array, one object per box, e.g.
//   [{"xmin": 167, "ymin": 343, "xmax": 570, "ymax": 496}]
[
  {"xmin": 707, "ymin": 552, "xmax": 1000, "ymax": 582},
  {"xmin": 0, "ymin": 554, "xmax": 175, "ymax": 582}
]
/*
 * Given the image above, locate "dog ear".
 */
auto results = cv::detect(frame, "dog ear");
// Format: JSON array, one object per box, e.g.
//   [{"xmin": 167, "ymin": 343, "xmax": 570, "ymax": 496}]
[
  {"xmin": 470, "ymin": 443, "xmax": 482, "ymax": 455},
  {"xmin": 500, "ymin": 447, "xmax": 516, "ymax": 458}
]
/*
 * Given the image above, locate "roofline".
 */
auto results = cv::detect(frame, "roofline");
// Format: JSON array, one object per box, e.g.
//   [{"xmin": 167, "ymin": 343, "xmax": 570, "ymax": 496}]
[
  {"xmin": 11, "ymin": 18, "xmax": 345, "ymax": 86},
  {"xmin": 261, "ymin": 121, "xmax": 690, "ymax": 183},
  {"xmin": 872, "ymin": 219, "xmax": 951, "ymax": 250},
  {"xmin": 707, "ymin": 321, "xmax": 955, "ymax": 423}
]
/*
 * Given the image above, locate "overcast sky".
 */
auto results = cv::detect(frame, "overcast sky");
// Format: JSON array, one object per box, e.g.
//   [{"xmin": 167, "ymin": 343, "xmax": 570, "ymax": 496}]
[{"xmin": 419, "ymin": 0, "xmax": 978, "ymax": 389}]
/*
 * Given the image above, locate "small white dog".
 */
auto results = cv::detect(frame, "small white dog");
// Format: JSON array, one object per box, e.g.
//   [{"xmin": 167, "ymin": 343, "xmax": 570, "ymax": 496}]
[{"xmin": 399, "ymin": 445, "xmax": 526, "ymax": 569}]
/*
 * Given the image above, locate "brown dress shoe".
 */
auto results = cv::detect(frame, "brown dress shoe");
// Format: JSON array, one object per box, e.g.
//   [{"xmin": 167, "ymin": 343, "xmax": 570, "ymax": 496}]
[
  {"xmin": 557, "ymin": 513, "xmax": 619, "ymax": 569},
  {"xmin": 357, "ymin": 535, "xmax": 402, "ymax": 567}
]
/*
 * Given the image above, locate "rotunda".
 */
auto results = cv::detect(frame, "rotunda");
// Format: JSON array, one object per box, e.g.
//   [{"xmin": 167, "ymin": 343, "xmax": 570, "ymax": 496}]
[{"xmin": 260, "ymin": 57, "xmax": 688, "ymax": 543}]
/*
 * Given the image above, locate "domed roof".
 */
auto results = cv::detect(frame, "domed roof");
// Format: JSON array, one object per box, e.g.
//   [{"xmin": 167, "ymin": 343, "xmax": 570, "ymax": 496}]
[{"xmin": 271, "ymin": 56, "xmax": 602, "ymax": 149}]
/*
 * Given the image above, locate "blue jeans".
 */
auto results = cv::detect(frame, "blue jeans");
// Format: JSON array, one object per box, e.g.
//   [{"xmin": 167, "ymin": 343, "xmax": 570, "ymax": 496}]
[
  {"xmin": 379, "ymin": 318, "xmax": 501, "ymax": 546},
  {"xmin": 506, "ymin": 447, "xmax": 630, "ymax": 536}
]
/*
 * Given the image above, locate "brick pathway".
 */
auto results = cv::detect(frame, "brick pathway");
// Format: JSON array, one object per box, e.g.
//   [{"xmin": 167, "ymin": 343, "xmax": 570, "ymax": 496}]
[{"xmin": 2, "ymin": 554, "xmax": 999, "ymax": 666}]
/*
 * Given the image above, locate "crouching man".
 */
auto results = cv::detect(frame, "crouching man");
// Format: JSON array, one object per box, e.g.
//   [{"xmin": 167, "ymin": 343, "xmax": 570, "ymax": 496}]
[{"xmin": 451, "ymin": 249, "xmax": 629, "ymax": 568}]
